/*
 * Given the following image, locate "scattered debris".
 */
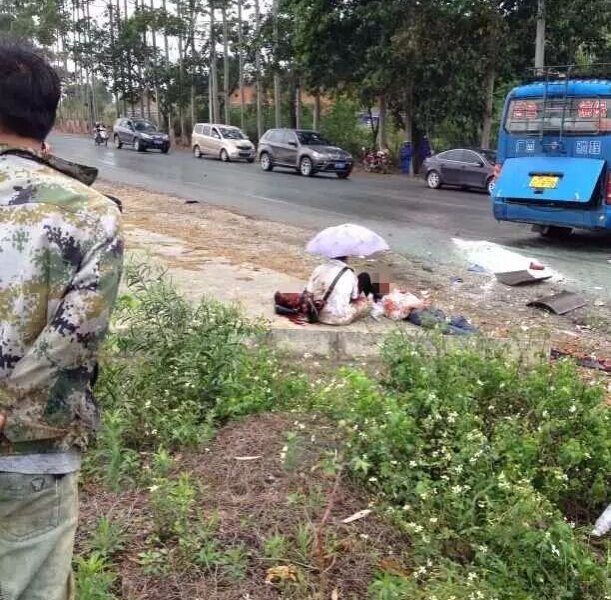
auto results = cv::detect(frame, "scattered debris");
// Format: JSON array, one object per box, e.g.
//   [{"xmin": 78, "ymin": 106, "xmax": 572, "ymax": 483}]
[
  {"xmin": 594, "ymin": 299, "xmax": 605, "ymax": 307},
  {"xmin": 528, "ymin": 291, "xmax": 587, "ymax": 315},
  {"xmin": 450, "ymin": 276, "xmax": 464, "ymax": 284},
  {"xmin": 551, "ymin": 349, "xmax": 611, "ymax": 372},
  {"xmin": 468, "ymin": 263, "xmax": 486, "ymax": 273},
  {"xmin": 495, "ymin": 270, "xmax": 552, "ymax": 286},
  {"xmin": 529, "ymin": 260, "xmax": 545, "ymax": 270},
  {"xmin": 234, "ymin": 455, "xmax": 262, "ymax": 461},
  {"xmin": 342, "ymin": 509, "xmax": 373, "ymax": 524},
  {"xmin": 185, "ymin": 199, "xmax": 199, "ymax": 204},
  {"xmin": 378, "ymin": 558, "xmax": 412, "ymax": 578},
  {"xmin": 265, "ymin": 565, "xmax": 298, "ymax": 585}
]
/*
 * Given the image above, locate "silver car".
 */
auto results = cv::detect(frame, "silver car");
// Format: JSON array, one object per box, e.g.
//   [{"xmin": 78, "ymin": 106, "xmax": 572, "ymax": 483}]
[
  {"xmin": 192, "ymin": 123, "xmax": 255, "ymax": 162},
  {"xmin": 257, "ymin": 129, "xmax": 353, "ymax": 178}
]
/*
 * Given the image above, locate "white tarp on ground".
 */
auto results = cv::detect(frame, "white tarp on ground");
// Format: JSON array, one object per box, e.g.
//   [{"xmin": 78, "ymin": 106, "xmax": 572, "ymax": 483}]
[{"xmin": 452, "ymin": 238, "xmax": 563, "ymax": 281}]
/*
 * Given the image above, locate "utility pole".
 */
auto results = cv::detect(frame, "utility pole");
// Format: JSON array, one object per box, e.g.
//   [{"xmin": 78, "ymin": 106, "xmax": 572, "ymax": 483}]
[
  {"xmin": 273, "ymin": 0, "xmax": 281, "ymax": 128},
  {"xmin": 534, "ymin": 0, "xmax": 545, "ymax": 72},
  {"xmin": 237, "ymin": 0, "xmax": 245, "ymax": 131}
]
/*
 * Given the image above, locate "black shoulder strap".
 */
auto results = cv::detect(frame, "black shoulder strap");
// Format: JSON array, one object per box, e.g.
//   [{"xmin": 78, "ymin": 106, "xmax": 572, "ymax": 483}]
[
  {"xmin": 0, "ymin": 149, "xmax": 121, "ymax": 212},
  {"xmin": 322, "ymin": 266, "xmax": 351, "ymax": 303},
  {"xmin": 0, "ymin": 149, "xmax": 99, "ymax": 186}
]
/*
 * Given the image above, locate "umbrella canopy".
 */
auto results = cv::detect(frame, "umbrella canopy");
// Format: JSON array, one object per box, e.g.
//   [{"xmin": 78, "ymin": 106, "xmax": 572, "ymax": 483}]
[{"xmin": 306, "ymin": 223, "xmax": 389, "ymax": 258}]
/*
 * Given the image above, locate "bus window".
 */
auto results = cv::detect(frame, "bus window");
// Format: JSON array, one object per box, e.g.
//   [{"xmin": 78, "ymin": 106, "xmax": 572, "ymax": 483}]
[{"xmin": 505, "ymin": 97, "xmax": 609, "ymax": 136}]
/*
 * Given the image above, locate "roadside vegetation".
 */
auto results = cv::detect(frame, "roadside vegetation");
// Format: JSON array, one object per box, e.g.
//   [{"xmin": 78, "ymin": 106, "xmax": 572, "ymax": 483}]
[{"xmin": 76, "ymin": 268, "xmax": 610, "ymax": 600}]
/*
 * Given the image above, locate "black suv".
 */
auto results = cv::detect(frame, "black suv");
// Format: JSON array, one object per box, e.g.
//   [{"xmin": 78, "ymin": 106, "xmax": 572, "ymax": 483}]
[
  {"xmin": 112, "ymin": 118, "xmax": 170, "ymax": 153},
  {"xmin": 257, "ymin": 129, "xmax": 353, "ymax": 178}
]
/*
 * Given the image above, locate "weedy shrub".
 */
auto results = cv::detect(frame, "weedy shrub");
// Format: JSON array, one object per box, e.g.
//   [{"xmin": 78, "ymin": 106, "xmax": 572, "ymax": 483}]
[
  {"xmin": 313, "ymin": 334, "xmax": 610, "ymax": 600},
  {"xmin": 149, "ymin": 473, "xmax": 196, "ymax": 539},
  {"xmin": 82, "ymin": 517, "xmax": 128, "ymax": 559},
  {"xmin": 74, "ymin": 553, "xmax": 118, "ymax": 600},
  {"xmin": 94, "ymin": 266, "xmax": 286, "ymax": 460}
]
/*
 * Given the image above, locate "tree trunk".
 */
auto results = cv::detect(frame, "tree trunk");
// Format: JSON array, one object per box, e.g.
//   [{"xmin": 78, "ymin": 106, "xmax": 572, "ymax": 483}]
[
  {"xmin": 313, "ymin": 93, "xmax": 321, "ymax": 131},
  {"xmin": 123, "ymin": 0, "xmax": 134, "ymax": 116},
  {"xmin": 176, "ymin": 0, "xmax": 187, "ymax": 143},
  {"xmin": 403, "ymin": 112, "xmax": 413, "ymax": 143},
  {"xmin": 210, "ymin": 0, "xmax": 220, "ymax": 123},
  {"xmin": 295, "ymin": 82, "xmax": 302, "ymax": 129},
  {"xmin": 162, "ymin": 0, "xmax": 174, "ymax": 141},
  {"xmin": 254, "ymin": 0, "xmax": 263, "ymax": 140},
  {"xmin": 273, "ymin": 0, "xmax": 281, "ymax": 128},
  {"xmin": 377, "ymin": 95, "xmax": 387, "ymax": 150},
  {"xmin": 116, "ymin": 0, "xmax": 127, "ymax": 116},
  {"xmin": 149, "ymin": 0, "xmax": 158, "ymax": 124},
  {"xmin": 237, "ymin": 0, "xmax": 245, "ymax": 131},
  {"xmin": 138, "ymin": 0, "xmax": 145, "ymax": 117},
  {"xmin": 222, "ymin": 1, "xmax": 230, "ymax": 124},
  {"xmin": 85, "ymin": 0, "xmax": 97, "ymax": 124},
  {"xmin": 189, "ymin": 0, "xmax": 196, "ymax": 131},
  {"xmin": 108, "ymin": 3, "xmax": 120, "ymax": 116},
  {"xmin": 481, "ymin": 65, "xmax": 496, "ymax": 149},
  {"xmin": 535, "ymin": 0, "xmax": 545, "ymax": 71}
]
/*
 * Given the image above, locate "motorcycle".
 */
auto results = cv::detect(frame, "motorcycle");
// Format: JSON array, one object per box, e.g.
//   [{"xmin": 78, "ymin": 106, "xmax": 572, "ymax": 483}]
[
  {"xmin": 362, "ymin": 148, "xmax": 390, "ymax": 174},
  {"xmin": 94, "ymin": 128, "xmax": 108, "ymax": 147}
]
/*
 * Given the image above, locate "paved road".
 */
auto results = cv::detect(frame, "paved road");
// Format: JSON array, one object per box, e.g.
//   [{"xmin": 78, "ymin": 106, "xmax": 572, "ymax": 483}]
[{"xmin": 49, "ymin": 133, "xmax": 611, "ymax": 297}]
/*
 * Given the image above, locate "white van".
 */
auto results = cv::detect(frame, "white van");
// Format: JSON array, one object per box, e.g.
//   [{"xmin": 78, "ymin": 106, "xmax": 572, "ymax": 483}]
[{"xmin": 192, "ymin": 123, "xmax": 255, "ymax": 163}]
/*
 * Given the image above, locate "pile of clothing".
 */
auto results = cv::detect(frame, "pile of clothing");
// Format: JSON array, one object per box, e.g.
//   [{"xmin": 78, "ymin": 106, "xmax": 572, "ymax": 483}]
[{"xmin": 372, "ymin": 289, "xmax": 478, "ymax": 335}]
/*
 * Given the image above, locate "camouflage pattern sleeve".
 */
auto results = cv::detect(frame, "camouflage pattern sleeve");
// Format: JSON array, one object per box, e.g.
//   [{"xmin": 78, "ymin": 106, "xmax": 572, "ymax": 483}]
[
  {"xmin": 0, "ymin": 148, "xmax": 124, "ymax": 453},
  {"xmin": 1, "ymin": 216, "xmax": 123, "ymax": 448}
]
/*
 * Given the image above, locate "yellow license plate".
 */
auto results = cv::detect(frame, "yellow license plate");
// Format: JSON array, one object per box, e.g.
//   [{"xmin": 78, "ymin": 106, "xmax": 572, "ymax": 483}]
[{"xmin": 530, "ymin": 175, "xmax": 559, "ymax": 189}]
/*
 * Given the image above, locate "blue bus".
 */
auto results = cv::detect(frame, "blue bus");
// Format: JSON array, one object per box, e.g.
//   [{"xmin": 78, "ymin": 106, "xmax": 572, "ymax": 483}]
[{"xmin": 492, "ymin": 73, "xmax": 611, "ymax": 237}]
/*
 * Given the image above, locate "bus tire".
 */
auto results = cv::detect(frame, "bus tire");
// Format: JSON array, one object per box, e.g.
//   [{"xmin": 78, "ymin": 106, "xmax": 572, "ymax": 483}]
[{"xmin": 536, "ymin": 225, "xmax": 573, "ymax": 239}]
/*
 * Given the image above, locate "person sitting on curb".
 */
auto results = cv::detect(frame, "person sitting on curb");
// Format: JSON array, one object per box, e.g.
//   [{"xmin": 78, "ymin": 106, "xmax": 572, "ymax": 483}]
[
  {"xmin": 275, "ymin": 257, "xmax": 372, "ymax": 326},
  {"xmin": 305, "ymin": 256, "xmax": 372, "ymax": 325}
]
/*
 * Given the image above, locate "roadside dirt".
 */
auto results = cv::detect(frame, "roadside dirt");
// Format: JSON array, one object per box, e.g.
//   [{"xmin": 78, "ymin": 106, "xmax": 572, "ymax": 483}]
[
  {"xmin": 96, "ymin": 180, "xmax": 611, "ymax": 379},
  {"xmin": 78, "ymin": 414, "xmax": 410, "ymax": 600}
]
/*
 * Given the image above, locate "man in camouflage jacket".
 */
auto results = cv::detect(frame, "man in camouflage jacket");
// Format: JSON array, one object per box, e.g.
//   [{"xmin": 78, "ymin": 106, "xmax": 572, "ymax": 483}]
[{"xmin": 0, "ymin": 42, "xmax": 123, "ymax": 599}]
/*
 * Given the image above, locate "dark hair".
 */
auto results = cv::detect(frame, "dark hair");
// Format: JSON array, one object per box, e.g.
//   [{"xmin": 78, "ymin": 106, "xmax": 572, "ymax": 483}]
[{"xmin": 0, "ymin": 41, "xmax": 60, "ymax": 141}]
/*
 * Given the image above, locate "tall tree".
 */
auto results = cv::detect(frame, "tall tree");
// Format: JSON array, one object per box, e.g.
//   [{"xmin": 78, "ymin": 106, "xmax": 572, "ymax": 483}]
[{"xmin": 237, "ymin": 0, "xmax": 245, "ymax": 130}]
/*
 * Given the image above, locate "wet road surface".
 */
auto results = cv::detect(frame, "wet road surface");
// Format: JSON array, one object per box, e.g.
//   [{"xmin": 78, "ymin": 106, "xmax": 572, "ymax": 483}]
[{"xmin": 49, "ymin": 133, "xmax": 611, "ymax": 298}]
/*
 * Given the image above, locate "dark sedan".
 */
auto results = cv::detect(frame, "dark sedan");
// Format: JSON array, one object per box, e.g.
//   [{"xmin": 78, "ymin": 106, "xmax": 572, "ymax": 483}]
[
  {"xmin": 112, "ymin": 118, "xmax": 170, "ymax": 153},
  {"xmin": 258, "ymin": 129, "xmax": 353, "ymax": 179},
  {"xmin": 422, "ymin": 148, "xmax": 496, "ymax": 193}
]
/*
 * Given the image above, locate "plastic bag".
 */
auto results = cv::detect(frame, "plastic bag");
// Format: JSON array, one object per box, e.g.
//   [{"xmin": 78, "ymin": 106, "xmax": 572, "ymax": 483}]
[{"xmin": 592, "ymin": 503, "xmax": 611, "ymax": 537}]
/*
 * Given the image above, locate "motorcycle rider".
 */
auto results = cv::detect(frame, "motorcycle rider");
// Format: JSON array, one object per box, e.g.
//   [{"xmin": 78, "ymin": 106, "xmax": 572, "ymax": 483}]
[{"xmin": 93, "ymin": 121, "xmax": 107, "ymax": 144}]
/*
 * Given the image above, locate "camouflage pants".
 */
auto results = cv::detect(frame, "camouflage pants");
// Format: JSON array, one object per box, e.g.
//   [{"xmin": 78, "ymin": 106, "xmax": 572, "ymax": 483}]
[{"xmin": 0, "ymin": 472, "xmax": 77, "ymax": 600}]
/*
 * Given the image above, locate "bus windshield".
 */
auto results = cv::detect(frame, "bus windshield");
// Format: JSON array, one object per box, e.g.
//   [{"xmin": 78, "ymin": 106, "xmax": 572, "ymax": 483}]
[{"xmin": 504, "ymin": 97, "xmax": 610, "ymax": 136}]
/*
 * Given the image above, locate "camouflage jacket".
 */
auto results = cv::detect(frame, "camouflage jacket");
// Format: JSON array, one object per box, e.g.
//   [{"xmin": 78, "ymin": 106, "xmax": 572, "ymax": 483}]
[{"xmin": 0, "ymin": 145, "xmax": 123, "ymax": 455}]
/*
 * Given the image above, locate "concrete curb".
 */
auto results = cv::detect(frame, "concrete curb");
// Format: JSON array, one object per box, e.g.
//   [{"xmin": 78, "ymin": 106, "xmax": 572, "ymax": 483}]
[{"xmin": 263, "ymin": 326, "xmax": 551, "ymax": 365}]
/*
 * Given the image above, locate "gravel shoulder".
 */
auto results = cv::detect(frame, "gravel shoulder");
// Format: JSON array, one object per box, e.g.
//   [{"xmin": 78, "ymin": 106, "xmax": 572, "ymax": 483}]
[{"xmin": 97, "ymin": 180, "xmax": 611, "ymax": 367}]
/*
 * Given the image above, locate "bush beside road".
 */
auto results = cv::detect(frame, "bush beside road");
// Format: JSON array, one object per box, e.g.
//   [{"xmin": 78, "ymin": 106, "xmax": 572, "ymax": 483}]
[{"xmin": 75, "ymin": 268, "xmax": 610, "ymax": 600}]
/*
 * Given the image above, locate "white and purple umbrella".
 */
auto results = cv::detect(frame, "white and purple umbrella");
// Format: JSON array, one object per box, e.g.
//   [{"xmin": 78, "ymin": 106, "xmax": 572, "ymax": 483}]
[{"xmin": 306, "ymin": 223, "xmax": 390, "ymax": 258}]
